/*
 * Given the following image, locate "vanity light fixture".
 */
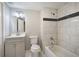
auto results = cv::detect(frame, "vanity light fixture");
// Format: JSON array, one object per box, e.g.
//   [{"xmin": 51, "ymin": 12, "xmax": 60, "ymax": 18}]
[{"xmin": 13, "ymin": 11, "xmax": 25, "ymax": 19}]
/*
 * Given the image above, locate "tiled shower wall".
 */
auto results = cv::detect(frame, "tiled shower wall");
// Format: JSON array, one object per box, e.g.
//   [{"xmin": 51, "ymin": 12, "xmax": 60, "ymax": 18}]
[
  {"xmin": 41, "ymin": 3, "xmax": 79, "ymax": 56},
  {"xmin": 43, "ymin": 21, "xmax": 57, "ymax": 46},
  {"xmin": 40, "ymin": 8, "xmax": 58, "ymax": 52},
  {"xmin": 57, "ymin": 3, "xmax": 79, "ymax": 56}
]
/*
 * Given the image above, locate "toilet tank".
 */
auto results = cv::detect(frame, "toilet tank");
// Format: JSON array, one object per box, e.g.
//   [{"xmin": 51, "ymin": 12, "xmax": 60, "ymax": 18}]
[{"xmin": 29, "ymin": 36, "xmax": 38, "ymax": 44}]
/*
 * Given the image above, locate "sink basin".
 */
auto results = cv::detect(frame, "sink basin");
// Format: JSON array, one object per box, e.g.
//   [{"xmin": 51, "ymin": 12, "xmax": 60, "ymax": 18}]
[{"xmin": 5, "ymin": 32, "xmax": 25, "ymax": 38}]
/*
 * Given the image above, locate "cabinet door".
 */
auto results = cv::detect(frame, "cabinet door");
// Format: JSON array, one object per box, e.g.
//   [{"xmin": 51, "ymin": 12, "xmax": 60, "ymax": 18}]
[
  {"xmin": 5, "ymin": 43, "xmax": 16, "ymax": 57},
  {"xmin": 16, "ymin": 42, "xmax": 25, "ymax": 57}
]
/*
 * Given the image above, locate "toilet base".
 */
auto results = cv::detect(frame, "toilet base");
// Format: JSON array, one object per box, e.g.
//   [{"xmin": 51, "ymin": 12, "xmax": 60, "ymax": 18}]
[{"xmin": 31, "ymin": 51, "xmax": 40, "ymax": 57}]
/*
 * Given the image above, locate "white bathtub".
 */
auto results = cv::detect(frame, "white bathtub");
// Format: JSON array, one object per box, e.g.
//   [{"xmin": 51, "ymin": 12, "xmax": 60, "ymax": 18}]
[{"xmin": 45, "ymin": 45, "xmax": 78, "ymax": 57}]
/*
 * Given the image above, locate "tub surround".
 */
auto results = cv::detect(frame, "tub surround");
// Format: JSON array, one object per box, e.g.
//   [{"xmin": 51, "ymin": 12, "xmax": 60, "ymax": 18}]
[
  {"xmin": 45, "ymin": 45, "xmax": 77, "ymax": 57},
  {"xmin": 42, "ymin": 6, "xmax": 79, "ymax": 56},
  {"xmin": 58, "ymin": 3, "xmax": 79, "ymax": 56}
]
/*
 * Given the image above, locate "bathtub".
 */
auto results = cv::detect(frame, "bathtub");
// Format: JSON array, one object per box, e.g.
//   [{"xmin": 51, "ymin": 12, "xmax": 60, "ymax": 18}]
[{"xmin": 45, "ymin": 45, "xmax": 78, "ymax": 57}]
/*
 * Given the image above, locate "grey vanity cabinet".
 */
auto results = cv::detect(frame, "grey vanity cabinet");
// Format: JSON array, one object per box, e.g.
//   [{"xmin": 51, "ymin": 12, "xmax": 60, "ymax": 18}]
[
  {"xmin": 5, "ymin": 42, "xmax": 16, "ymax": 57},
  {"xmin": 16, "ymin": 42, "xmax": 25, "ymax": 57},
  {"xmin": 5, "ymin": 38, "xmax": 25, "ymax": 57}
]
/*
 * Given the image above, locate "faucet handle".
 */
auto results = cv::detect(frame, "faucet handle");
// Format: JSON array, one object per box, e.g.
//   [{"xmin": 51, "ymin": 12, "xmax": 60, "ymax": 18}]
[
  {"xmin": 50, "ymin": 37, "xmax": 54, "ymax": 40},
  {"xmin": 50, "ymin": 37, "xmax": 56, "ymax": 45}
]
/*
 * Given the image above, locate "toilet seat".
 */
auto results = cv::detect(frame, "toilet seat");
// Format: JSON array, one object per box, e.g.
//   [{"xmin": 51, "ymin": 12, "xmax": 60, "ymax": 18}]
[{"xmin": 31, "ymin": 44, "xmax": 41, "ymax": 52}]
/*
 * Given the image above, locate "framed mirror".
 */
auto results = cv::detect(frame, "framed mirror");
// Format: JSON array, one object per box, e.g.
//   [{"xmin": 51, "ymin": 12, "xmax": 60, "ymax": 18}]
[
  {"xmin": 10, "ymin": 11, "xmax": 25, "ymax": 35},
  {"xmin": 17, "ymin": 18, "xmax": 25, "ymax": 34}
]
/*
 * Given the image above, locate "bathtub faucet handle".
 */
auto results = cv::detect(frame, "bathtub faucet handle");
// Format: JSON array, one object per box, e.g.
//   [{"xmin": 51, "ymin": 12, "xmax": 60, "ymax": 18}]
[{"xmin": 50, "ymin": 37, "xmax": 54, "ymax": 40}]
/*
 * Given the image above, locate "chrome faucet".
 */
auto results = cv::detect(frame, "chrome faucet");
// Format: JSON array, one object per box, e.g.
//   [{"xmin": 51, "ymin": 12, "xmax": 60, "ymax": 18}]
[{"xmin": 50, "ymin": 37, "xmax": 55, "ymax": 45}]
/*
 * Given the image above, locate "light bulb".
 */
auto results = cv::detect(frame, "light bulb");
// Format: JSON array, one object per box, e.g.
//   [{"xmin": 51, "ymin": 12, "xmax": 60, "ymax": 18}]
[
  {"xmin": 19, "ymin": 13, "xmax": 25, "ymax": 18},
  {"xmin": 13, "ymin": 12, "xmax": 19, "ymax": 17}
]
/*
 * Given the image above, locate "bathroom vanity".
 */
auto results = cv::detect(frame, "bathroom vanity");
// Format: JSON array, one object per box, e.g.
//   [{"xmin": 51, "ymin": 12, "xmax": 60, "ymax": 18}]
[
  {"xmin": 5, "ymin": 34, "xmax": 25, "ymax": 57},
  {"xmin": 3, "ymin": 3, "xmax": 26, "ymax": 57}
]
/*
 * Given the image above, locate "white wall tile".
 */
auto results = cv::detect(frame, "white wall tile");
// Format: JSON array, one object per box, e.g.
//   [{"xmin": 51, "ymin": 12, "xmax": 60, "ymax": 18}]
[
  {"xmin": 40, "ymin": 8, "xmax": 57, "ymax": 52},
  {"xmin": 43, "ymin": 21, "xmax": 57, "ymax": 46},
  {"xmin": 58, "ymin": 12, "xmax": 79, "ymax": 56}
]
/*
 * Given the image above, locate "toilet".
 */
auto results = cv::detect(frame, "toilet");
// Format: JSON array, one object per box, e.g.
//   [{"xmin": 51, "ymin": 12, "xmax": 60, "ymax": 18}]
[{"xmin": 29, "ymin": 35, "xmax": 41, "ymax": 57}]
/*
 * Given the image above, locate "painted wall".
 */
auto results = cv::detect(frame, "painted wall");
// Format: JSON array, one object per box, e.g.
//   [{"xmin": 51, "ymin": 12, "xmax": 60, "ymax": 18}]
[
  {"xmin": 58, "ymin": 3, "xmax": 79, "ymax": 18},
  {"xmin": 0, "ymin": 3, "xmax": 4, "ymax": 57},
  {"xmin": 3, "ymin": 3, "xmax": 10, "ymax": 36},
  {"xmin": 58, "ymin": 2, "xmax": 79, "ymax": 56}
]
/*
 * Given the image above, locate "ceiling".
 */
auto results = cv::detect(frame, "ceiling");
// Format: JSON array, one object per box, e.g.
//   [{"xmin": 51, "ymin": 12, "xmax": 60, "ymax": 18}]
[{"xmin": 7, "ymin": 2, "xmax": 68, "ymax": 11}]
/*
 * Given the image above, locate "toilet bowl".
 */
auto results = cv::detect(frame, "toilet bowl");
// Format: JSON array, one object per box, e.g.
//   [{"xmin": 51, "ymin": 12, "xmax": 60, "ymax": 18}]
[
  {"xmin": 31, "ymin": 44, "xmax": 40, "ymax": 52},
  {"xmin": 31, "ymin": 44, "xmax": 41, "ymax": 57},
  {"xmin": 29, "ymin": 35, "xmax": 41, "ymax": 57}
]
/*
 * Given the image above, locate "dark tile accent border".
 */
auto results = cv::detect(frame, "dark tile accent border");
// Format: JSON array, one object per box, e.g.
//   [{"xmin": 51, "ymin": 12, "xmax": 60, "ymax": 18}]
[
  {"xmin": 43, "ymin": 12, "xmax": 79, "ymax": 21},
  {"xmin": 43, "ymin": 18, "xmax": 57, "ymax": 21},
  {"xmin": 58, "ymin": 12, "xmax": 79, "ymax": 21}
]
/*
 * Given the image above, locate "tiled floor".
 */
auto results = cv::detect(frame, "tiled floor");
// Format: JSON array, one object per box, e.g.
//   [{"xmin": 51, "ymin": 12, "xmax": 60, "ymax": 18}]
[
  {"xmin": 25, "ymin": 50, "xmax": 46, "ymax": 57},
  {"xmin": 25, "ymin": 50, "xmax": 32, "ymax": 57}
]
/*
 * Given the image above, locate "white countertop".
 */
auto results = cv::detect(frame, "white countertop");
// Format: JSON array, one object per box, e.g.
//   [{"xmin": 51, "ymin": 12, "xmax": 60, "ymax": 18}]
[{"xmin": 5, "ymin": 33, "xmax": 26, "ymax": 38}]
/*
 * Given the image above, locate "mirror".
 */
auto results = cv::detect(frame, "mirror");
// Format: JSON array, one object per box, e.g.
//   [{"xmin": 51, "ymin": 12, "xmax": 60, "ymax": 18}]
[
  {"xmin": 10, "ymin": 11, "xmax": 25, "ymax": 35},
  {"xmin": 17, "ymin": 18, "xmax": 25, "ymax": 34}
]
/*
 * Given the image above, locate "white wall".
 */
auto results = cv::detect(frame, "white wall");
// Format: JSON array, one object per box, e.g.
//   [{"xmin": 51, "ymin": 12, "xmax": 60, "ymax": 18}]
[
  {"xmin": 25, "ymin": 10, "xmax": 41, "ymax": 36},
  {"xmin": 58, "ymin": 2, "xmax": 79, "ymax": 56},
  {"xmin": 10, "ymin": 8, "xmax": 18, "ymax": 33},
  {"xmin": 3, "ymin": 3, "xmax": 10, "ymax": 36},
  {"xmin": 58, "ymin": 3, "xmax": 79, "ymax": 18},
  {"xmin": 0, "ymin": 3, "xmax": 4, "ymax": 57}
]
